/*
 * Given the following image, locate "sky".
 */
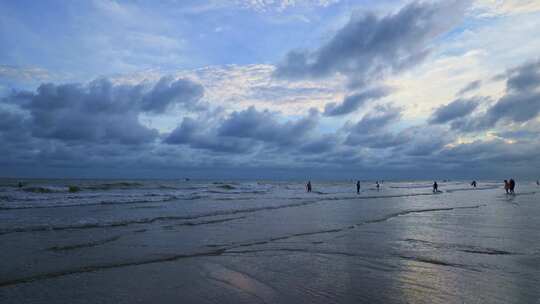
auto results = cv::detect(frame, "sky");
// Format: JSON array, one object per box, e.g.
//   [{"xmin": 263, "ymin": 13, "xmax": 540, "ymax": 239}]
[{"xmin": 1, "ymin": 0, "xmax": 540, "ymax": 180}]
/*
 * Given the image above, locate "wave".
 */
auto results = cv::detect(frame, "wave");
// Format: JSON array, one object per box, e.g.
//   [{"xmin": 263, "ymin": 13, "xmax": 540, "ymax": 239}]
[
  {"xmin": 20, "ymin": 182, "xmax": 144, "ymax": 194},
  {"xmin": 0, "ymin": 187, "xmax": 484, "ymax": 235},
  {"xmin": 312, "ymin": 191, "xmax": 443, "ymax": 202},
  {"xmin": 0, "ymin": 247, "xmax": 228, "ymax": 288},
  {"xmin": 205, "ymin": 204, "xmax": 486, "ymax": 251},
  {"xmin": 47, "ymin": 236, "xmax": 121, "ymax": 252},
  {"xmin": 444, "ymin": 186, "xmax": 499, "ymax": 193},
  {"xmin": 389, "ymin": 185, "xmax": 432, "ymax": 189},
  {"xmin": 0, "ymin": 193, "xmax": 220, "ymax": 211},
  {"xmin": 158, "ymin": 185, "xmax": 207, "ymax": 191},
  {"xmin": 0, "ymin": 186, "xmax": 485, "ymax": 212},
  {"xmin": 0, "ymin": 196, "xmax": 180, "ymax": 211},
  {"xmin": 363, "ymin": 205, "xmax": 485, "ymax": 224},
  {"xmin": 2, "ymin": 192, "xmax": 179, "ymax": 203},
  {"xmin": 213, "ymin": 197, "xmax": 258, "ymax": 201},
  {"xmin": 163, "ymin": 216, "xmax": 246, "ymax": 229},
  {"xmin": 403, "ymin": 238, "xmax": 518, "ymax": 255},
  {"xmin": 206, "ymin": 189, "xmax": 266, "ymax": 195},
  {"xmin": 22, "ymin": 186, "xmax": 65, "ymax": 193},
  {"xmin": 0, "ymin": 200, "xmax": 323, "ymax": 234},
  {"xmin": 396, "ymin": 255, "xmax": 475, "ymax": 270},
  {"xmin": 215, "ymin": 184, "xmax": 236, "ymax": 190},
  {"xmin": 83, "ymin": 182, "xmax": 144, "ymax": 191}
]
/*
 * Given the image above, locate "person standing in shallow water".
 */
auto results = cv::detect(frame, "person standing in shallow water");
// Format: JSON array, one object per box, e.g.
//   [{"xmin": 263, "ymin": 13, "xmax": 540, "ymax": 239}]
[
  {"xmin": 433, "ymin": 181, "xmax": 438, "ymax": 193},
  {"xmin": 509, "ymin": 179, "xmax": 516, "ymax": 194},
  {"xmin": 306, "ymin": 181, "xmax": 312, "ymax": 193},
  {"xmin": 504, "ymin": 180, "xmax": 509, "ymax": 194},
  {"xmin": 471, "ymin": 180, "xmax": 477, "ymax": 188},
  {"xmin": 356, "ymin": 180, "xmax": 361, "ymax": 194},
  {"xmin": 375, "ymin": 181, "xmax": 380, "ymax": 191}
]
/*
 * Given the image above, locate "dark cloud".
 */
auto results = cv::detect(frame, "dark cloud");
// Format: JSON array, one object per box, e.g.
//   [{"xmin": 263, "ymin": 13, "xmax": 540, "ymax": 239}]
[
  {"xmin": 345, "ymin": 105, "xmax": 403, "ymax": 147},
  {"xmin": 482, "ymin": 60, "xmax": 540, "ymax": 126},
  {"xmin": 165, "ymin": 106, "xmax": 321, "ymax": 155},
  {"xmin": 218, "ymin": 106, "xmax": 319, "ymax": 145},
  {"xmin": 450, "ymin": 60, "xmax": 540, "ymax": 132},
  {"xmin": 439, "ymin": 138, "xmax": 540, "ymax": 167},
  {"xmin": 299, "ymin": 134, "xmax": 340, "ymax": 154},
  {"xmin": 342, "ymin": 106, "xmax": 451, "ymax": 156},
  {"xmin": 0, "ymin": 108, "xmax": 25, "ymax": 133},
  {"xmin": 141, "ymin": 77, "xmax": 204, "ymax": 113},
  {"xmin": 348, "ymin": 105, "xmax": 401, "ymax": 133},
  {"xmin": 347, "ymin": 132, "xmax": 408, "ymax": 149},
  {"xmin": 485, "ymin": 91, "xmax": 540, "ymax": 125},
  {"xmin": 429, "ymin": 97, "xmax": 480, "ymax": 124},
  {"xmin": 495, "ymin": 128, "xmax": 540, "ymax": 141},
  {"xmin": 2, "ymin": 76, "xmax": 204, "ymax": 145},
  {"xmin": 456, "ymin": 80, "xmax": 482, "ymax": 96},
  {"xmin": 4, "ymin": 58, "xmax": 540, "ymax": 179},
  {"xmin": 165, "ymin": 117, "xmax": 253, "ymax": 153},
  {"xmin": 324, "ymin": 86, "xmax": 391, "ymax": 116},
  {"xmin": 398, "ymin": 126, "xmax": 451, "ymax": 156},
  {"xmin": 274, "ymin": 0, "xmax": 468, "ymax": 88},
  {"xmin": 506, "ymin": 60, "xmax": 540, "ymax": 92}
]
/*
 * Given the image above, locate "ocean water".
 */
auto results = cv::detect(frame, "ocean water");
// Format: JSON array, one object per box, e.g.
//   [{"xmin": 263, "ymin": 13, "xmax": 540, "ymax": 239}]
[{"xmin": 0, "ymin": 179, "xmax": 539, "ymax": 303}]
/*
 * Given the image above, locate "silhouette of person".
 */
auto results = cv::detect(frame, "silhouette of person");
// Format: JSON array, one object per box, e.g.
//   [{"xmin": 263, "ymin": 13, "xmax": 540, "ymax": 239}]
[
  {"xmin": 18, "ymin": 181, "xmax": 23, "ymax": 188},
  {"xmin": 376, "ymin": 181, "xmax": 380, "ymax": 191},
  {"xmin": 509, "ymin": 179, "xmax": 515, "ymax": 194},
  {"xmin": 356, "ymin": 180, "xmax": 360, "ymax": 194},
  {"xmin": 433, "ymin": 181, "xmax": 438, "ymax": 193},
  {"xmin": 471, "ymin": 180, "xmax": 477, "ymax": 188},
  {"xmin": 537, "ymin": 180, "xmax": 539, "ymax": 186},
  {"xmin": 504, "ymin": 180, "xmax": 509, "ymax": 194},
  {"xmin": 306, "ymin": 181, "xmax": 312, "ymax": 193}
]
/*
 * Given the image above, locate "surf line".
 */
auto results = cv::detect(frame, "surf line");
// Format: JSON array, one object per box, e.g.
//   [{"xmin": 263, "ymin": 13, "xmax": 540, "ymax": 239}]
[
  {"xmin": 0, "ymin": 204, "xmax": 485, "ymax": 288},
  {"xmin": 0, "ymin": 190, "xmax": 460, "ymax": 236}
]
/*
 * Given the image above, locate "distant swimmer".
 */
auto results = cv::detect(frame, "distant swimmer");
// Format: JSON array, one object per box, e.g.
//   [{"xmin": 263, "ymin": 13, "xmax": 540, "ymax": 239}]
[
  {"xmin": 18, "ymin": 181, "xmax": 23, "ymax": 188},
  {"xmin": 306, "ymin": 181, "xmax": 312, "ymax": 193},
  {"xmin": 433, "ymin": 181, "xmax": 438, "ymax": 193},
  {"xmin": 471, "ymin": 180, "xmax": 477, "ymax": 188},
  {"xmin": 509, "ymin": 178, "xmax": 515, "ymax": 194},
  {"xmin": 356, "ymin": 180, "xmax": 361, "ymax": 194},
  {"xmin": 376, "ymin": 181, "xmax": 380, "ymax": 191},
  {"xmin": 504, "ymin": 180, "xmax": 509, "ymax": 194}
]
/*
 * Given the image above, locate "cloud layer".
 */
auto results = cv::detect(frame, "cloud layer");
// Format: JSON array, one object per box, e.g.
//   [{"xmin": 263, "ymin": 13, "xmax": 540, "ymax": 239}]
[
  {"xmin": 274, "ymin": 0, "xmax": 469, "ymax": 88},
  {"xmin": 3, "ymin": 77, "xmax": 204, "ymax": 145},
  {"xmin": 2, "ymin": 0, "xmax": 540, "ymax": 179}
]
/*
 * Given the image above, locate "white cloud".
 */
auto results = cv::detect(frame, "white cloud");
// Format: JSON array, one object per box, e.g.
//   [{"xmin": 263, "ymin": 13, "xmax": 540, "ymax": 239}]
[
  {"xmin": 474, "ymin": 0, "xmax": 540, "ymax": 16},
  {"xmin": 384, "ymin": 5, "xmax": 540, "ymax": 121},
  {"xmin": 115, "ymin": 64, "xmax": 346, "ymax": 115},
  {"xmin": 0, "ymin": 65, "xmax": 50, "ymax": 81},
  {"xmin": 235, "ymin": 0, "xmax": 340, "ymax": 12}
]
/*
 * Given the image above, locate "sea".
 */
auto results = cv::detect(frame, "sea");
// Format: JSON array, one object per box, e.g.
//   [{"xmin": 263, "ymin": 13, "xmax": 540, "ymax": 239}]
[{"xmin": 0, "ymin": 178, "xmax": 539, "ymax": 303}]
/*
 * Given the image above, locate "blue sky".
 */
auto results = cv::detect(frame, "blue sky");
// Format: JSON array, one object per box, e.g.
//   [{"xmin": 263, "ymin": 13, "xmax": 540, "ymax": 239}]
[{"xmin": 1, "ymin": 0, "xmax": 540, "ymax": 179}]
